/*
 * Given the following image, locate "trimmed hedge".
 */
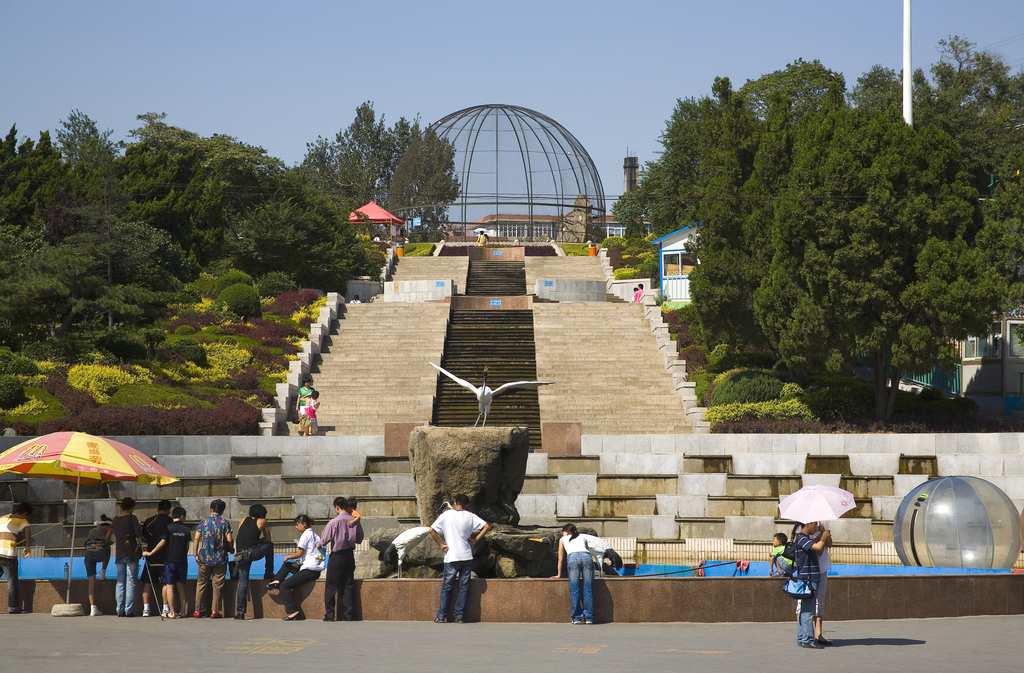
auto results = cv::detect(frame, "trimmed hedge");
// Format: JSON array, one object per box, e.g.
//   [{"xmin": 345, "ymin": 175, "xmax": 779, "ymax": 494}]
[
  {"xmin": 0, "ymin": 375, "xmax": 27, "ymax": 410},
  {"xmin": 403, "ymin": 243, "xmax": 436, "ymax": 257},
  {"xmin": 97, "ymin": 327, "xmax": 147, "ymax": 362},
  {"xmin": 613, "ymin": 267, "xmax": 638, "ymax": 280},
  {"xmin": 172, "ymin": 339, "xmax": 208, "ymax": 367},
  {"xmin": 214, "ymin": 270, "xmax": 254, "ymax": 294},
  {"xmin": 704, "ymin": 398, "xmax": 818, "ymax": 426},
  {"xmin": 711, "ymin": 370, "xmax": 784, "ymax": 406},
  {"xmin": 38, "ymin": 397, "xmax": 262, "ymax": 435},
  {"xmin": 256, "ymin": 272, "xmax": 297, "ymax": 298},
  {"xmin": 219, "ymin": 283, "xmax": 262, "ymax": 319},
  {"xmin": 679, "ymin": 345, "xmax": 708, "ymax": 374}
]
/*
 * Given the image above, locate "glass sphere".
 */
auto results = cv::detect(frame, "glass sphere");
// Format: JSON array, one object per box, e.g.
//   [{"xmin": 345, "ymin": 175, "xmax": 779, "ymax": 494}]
[
  {"xmin": 428, "ymin": 104, "xmax": 605, "ymax": 238},
  {"xmin": 893, "ymin": 476, "xmax": 1021, "ymax": 569}
]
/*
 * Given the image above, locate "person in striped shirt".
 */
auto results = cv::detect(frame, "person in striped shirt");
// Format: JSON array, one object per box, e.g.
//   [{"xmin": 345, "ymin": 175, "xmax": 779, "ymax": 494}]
[{"xmin": 0, "ymin": 503, "xmax": 33, "ymax": 614}]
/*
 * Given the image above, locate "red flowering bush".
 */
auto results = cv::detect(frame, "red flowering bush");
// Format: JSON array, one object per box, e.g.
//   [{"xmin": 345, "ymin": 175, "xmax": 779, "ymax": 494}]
[
  {"xmin": 38, "ymin": 398, "xmax": 261, "ymax": 435},
  {"xmin": 166, "ymin": 313, "xmax": 219, "ymax": 334},
  {"xmin": 231, "ymin": 368, "xmax": 261, "ymax": 391},
  {"xmin": 524, "ymin": 245, "xmax": 557, "ymax": 257},
  {"xmin": 264, "ymin": 289, "xmax": 320, "ymax": 318},
  {"xmin": 679, "ymin": 345, "xmax": 708, "ymax": 373},
  {"xmin": 44, "ymin": 368, "xmax": 97, "ymax": 415}
]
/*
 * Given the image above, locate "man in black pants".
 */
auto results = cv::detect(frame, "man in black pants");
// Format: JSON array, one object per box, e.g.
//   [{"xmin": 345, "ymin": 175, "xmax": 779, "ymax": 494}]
[
  {"xmin": 140, "ymin": 499, "xmax": 172, "ymax": 617},
  {"xmin": 318, "ymin": 497, "xmax": 363, "ymax": 621}
]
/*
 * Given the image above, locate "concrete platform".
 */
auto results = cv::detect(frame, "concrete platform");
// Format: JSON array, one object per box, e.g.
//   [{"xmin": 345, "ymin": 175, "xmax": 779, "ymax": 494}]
[{"xmin": 0, "ymin": 611, "xmax": 1020, "ymax": 673}]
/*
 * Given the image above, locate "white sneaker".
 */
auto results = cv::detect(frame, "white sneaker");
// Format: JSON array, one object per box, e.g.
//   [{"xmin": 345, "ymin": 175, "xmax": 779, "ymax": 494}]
[
  {"xmin": 162, "ymin": 605, "xmax": 170, "ymax": 616},
  {"xmin": 142, "ymin": 607, "xmax": 151, "ymax": 617},
  {"xmin": 90, "ymin": 606, "xmax": 102, "ymax": 617}
]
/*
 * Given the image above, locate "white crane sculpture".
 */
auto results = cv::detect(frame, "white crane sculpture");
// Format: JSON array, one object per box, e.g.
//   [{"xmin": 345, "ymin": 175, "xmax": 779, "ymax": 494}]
[{"xmin": 430, "ymin": 363, "xmax": 553, "ymax": 428}]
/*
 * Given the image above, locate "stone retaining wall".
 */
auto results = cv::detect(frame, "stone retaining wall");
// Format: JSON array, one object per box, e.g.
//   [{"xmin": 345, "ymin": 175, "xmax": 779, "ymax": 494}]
[{"xmin": 6, "ymin": 574, "xmax": 1021, "ymax": 622}]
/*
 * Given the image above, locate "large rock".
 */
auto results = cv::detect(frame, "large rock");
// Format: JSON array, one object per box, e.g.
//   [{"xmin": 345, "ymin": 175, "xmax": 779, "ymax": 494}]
[
  {"xmin": 408, "ymin": 426, "xmax": 529, "ymax": 525},
  {"xmin": 354, "ymin": 549, "xmax": 390, "ymax": 579}
]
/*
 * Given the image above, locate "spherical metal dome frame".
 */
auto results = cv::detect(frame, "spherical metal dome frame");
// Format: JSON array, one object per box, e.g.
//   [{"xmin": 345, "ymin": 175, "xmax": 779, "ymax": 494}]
[{"xmin": 428, "ymin": 104, "xmax": 605, "ymax": 239}]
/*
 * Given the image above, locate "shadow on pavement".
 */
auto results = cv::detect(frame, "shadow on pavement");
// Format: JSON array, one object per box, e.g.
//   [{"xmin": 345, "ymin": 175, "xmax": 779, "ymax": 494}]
[{"xmin": 832, "ymin": 638, "xmax": 927, "ymax": 647}]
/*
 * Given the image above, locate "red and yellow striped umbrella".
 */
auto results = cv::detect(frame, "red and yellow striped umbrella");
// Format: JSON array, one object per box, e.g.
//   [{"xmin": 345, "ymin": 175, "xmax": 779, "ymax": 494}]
[{"xmin": 0, "ymin": 431, "xmax": 178, "ymax": 486}]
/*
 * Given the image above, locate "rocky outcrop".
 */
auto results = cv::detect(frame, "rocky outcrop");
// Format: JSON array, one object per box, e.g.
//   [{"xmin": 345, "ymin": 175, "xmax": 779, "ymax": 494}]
[{"xmin": 407, "ymin": 426, "xmax": 529, "ymax": 525}]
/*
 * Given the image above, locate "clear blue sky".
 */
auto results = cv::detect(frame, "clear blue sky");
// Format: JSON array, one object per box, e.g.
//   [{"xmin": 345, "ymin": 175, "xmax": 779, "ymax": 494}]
[{"xmin": 2, "ymin": 1, "xmax": 1023, "ymax": 205}]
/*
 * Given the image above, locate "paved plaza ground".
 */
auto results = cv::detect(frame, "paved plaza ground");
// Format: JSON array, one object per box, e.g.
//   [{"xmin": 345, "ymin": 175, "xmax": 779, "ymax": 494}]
[{"xmin": 1, "ymin": 613, "xmax": 1019, "ymax": 672}]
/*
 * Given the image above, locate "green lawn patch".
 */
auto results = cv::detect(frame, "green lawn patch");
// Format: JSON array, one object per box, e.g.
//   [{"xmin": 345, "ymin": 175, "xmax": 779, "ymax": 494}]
[
  {"xmin": 561, "ymin": 243, "xmax": 594, "ymax": 256},
  {"xmin": 258, "ymin": 374, "xmax": 285, "ymax": 394},
  {"xmin": 108, "ymin": 383, "xmax": 214, "ymax": 408},
  {"xmin": 1, "ymin": 386, "xmax": 64, "ymax": 425},
  {"xmin": 404, "ymin": 243, "xmax": 435, "ymax": 256}
]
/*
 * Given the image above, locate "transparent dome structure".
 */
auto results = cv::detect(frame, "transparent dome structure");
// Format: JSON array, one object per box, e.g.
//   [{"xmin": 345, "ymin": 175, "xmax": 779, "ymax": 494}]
[
  {"xmin": 893, "ymin": 476, "xmax": 1021, "ymax": 569},
  {"xmin": 428, "ymin": 104, "xmax": 605, "ymax": 241}
]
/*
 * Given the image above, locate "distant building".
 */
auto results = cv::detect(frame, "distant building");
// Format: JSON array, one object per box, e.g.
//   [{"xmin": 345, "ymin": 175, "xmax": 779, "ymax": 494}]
[
  {"xmin": 961, "ymin": 311, "xmax": 1024, "ymax": 415},
  {"xmin": 651, "ymin": 226, "xmax": 697, "ymax": 303}
]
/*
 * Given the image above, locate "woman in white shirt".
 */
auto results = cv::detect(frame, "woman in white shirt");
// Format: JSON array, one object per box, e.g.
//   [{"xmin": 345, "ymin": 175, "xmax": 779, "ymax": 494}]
[
  {"xmin": 552, "ymin": 523, "xmax": 595, "ymax": 624},
  {"xmin": 266, "ymin": 514, "xmax": 324, "ymax": 620}
]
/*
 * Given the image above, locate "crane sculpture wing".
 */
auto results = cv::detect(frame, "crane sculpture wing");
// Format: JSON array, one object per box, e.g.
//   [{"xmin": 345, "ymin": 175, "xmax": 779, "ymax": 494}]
[
  {"xmin": 430, "ymin": 362, "xmax": 480, "ymax": 394},
  {"xmin": 490, "ymin": 380, "xmax": 554, "ymax": 397}
]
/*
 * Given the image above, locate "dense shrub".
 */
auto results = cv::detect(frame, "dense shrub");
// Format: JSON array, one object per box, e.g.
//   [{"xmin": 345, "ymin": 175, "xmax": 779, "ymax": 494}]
[
  {"xmin": 45, "ymin": 368, "xmax": 97, "ymax": 415},
  {"xmin": 524, "ymin": 245, "xmax": 557, "ymax": 256},
  {"xmin": 206, "ymin": 342, "xmax": 252, "ymax": 371},
  {"xmin": 22, "ymin": 337, "xmax": 77, "ymax": 364},
  {"xmin": 219, "ymin": 283, "xmax": 262, "ymax": 319},
  {"xmin": 438, "ymin": 245, "xmax": 469, "ymax": 256},
  {"xmin": 606, "ymin": 246, "xmax": 624, "ymax": 270},
  {"xmin": 174, "ymin": 325, "xmax": 197, "ymax": 336},
  {"xmin": 190, "ymin": 274, "xmax": 217, "ymax": 295},
  {"xmin": 690, "ymin": 372, "xmax": 715, "ymax": 407},
  {"xmin": 713, "ymin": 418, "xmax": 831, "ymax": 434},
  {"xmin": 895, "ymin": 393, "xmax": 978, "ymax": 417},
  {"xmin": 6, "ymin": 358, "xmax": 39, "ymax": 376},
  {"xmin": 38, "ymin": 397, "xmax": 262, "ymax": 435},
  {"xmin": 704, "ymin": 398, "xmax": 818, "ymax": 426},
  {"xmin": 800, "ymin": 378, "xmax": 876, "ymax": 420},
  {"xmin": 602, "ymin": 236, "xmax": 627, "ymax": 249},
  {"xmin": 231, "ymin": 368, "xmax": 261, "ymax": 390},
  {"xmin": 265, "ymin": 289, "xmax": 321, "ymax": 318},
  {"xmin": 679, "ymin": 345, "xmax": 708, "ymax": 374},
  {"xmin": 781, "ymin": 382, "xmax": 804, "ymax": 399},
  {"xmin": 67, "ymin": 364, "xmax": 143, "ymax": 403},
  {"xmin": 0, "ymin": 348, "xmax": 16, "ymax": 373},
  {"xmin": 249, "ymin": 347, "xmax": 287, "ymax": 369},
  {"xmin": 166, "ymin": 313, "xmax": 219, "ymax": 334},
  {"xmin": 13, "ymin": 419, "xmax": 37, "ymax": 436},
  {"xmin": 214, "ymin": 270, "xmax": 254, "ymax": 294},
  {"xmin": 0, "ymin": 375, "xmax": 27, "ymax": 410},
  {"xmin": 96, "ymin": 328, "xmax": 147, "ymax": 362},
  {"xmin": 171, "ymin": 339, "xmax": 208, "ymax": 367},
  {"xmin": 256, "ymin": 271, "xmax": 297, "ymax": 298},
  {"xmin": 613, "ymin": 267, "xmax": 638, "ymax": 280},
  {"xmin": 711, "ymin": 370, "xmax": 784, "ymax": 406}
]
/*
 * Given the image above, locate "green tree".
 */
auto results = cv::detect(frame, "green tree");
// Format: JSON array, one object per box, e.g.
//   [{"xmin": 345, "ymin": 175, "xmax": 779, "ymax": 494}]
[
  {"xmin": 119, "ymin": 113, "xmax": 283, "ymax": 264},
  {"xmin": 389, "ymin": 126, "xmax": 460, "ymax": 242},
  {"xmin": 755, "ymin": 99, "xmax": 1011, "ymax": 419}
]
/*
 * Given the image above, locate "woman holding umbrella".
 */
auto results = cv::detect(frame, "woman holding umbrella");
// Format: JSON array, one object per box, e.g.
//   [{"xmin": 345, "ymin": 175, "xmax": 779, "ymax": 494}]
[{"xmin": 112, "ymin": 497, "xmax": 143, "ymax": 617}]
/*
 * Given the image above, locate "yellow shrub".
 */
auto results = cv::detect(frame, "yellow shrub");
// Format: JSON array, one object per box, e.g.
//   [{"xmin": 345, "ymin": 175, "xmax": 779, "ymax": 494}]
[
  {"xmin": 704, "ymin": 399, "xmax": 818, "ymax": 427},
  {"xmin": 205, "ymin": 342, "xmax": 252, "ymax": 372},
  {"xmin": 35, "ymin": 361, "xmax": 59, "ymax": 375},
  {"xmin": 68, "ymin": 365, "xmax": 143, "ymax": 403},
  {"xmin": 290, "ymin": 296, "xmax": 328, "ymax": 324},
  {"xmin": 15, "ymin": 374, "xmax": 47, "ymax": 388},
  {"xmin": 6, "ymin": 397, "xmax": 48, "ymax": 416}
]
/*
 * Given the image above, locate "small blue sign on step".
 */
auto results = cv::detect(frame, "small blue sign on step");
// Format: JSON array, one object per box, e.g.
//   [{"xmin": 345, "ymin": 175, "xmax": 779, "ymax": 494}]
[
  {"xmin": 543, "ymin": 280, "xmax": 554, "ymax": 287},
  {"xmin": 493, "ymin": 250, "xmax": 502, "ymax": 256},
  {"xmin": 435, "ymin": 281, "xmax": 445, "ymax": 287},
  {"xmin": 490, "ymin": 299, "xmax": 502, "ymax": 306}
]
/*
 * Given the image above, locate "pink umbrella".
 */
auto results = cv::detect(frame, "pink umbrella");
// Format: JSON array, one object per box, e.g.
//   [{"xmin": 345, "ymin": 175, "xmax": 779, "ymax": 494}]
[{"xmin": 778, "ymin": 484, "xmax": 856, "ymax": 523}]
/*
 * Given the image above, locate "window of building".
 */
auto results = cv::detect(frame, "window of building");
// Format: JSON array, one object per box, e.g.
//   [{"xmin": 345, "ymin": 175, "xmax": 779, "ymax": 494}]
[
  {"xmin": 1009, "ymin": 322, "xmax": 1024, "ymax": 357},
  {"xmin": 965, "ymin": 332, "xmax": 1003, "ymax": 359},
  {"xmin": 662, "ymin": 252, "xmax": 695, "ymax": 277}
]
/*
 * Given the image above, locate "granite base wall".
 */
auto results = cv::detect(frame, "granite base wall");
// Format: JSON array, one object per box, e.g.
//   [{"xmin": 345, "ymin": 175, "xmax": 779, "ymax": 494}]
[{"xmin": 7, "ymin": 574, "xmax": 1021, "ymax": 622}]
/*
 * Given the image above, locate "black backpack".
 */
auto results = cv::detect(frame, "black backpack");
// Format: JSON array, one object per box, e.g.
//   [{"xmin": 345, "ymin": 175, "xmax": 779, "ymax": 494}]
[{"xmin": 780, "ymin": 539, "xmax": 797, "ymax": 577}]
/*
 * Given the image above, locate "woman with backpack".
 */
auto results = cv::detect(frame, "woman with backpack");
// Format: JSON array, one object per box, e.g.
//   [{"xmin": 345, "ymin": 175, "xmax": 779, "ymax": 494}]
[
  {"xmin": 111, "ymin": 497, "xmax": 143, "ymax": 617},
  {"xmin": 83, "ymin": 515, "xmax": 113, "ymax": 616}
]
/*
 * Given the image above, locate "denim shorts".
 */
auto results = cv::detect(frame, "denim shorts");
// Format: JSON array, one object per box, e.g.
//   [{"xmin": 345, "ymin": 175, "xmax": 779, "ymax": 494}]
[
  {"xmin": 163, "ymin": 562, "xmax": 188, "ymax": 585},
  {"xmin": 83, "ymin": 549, "xmax": 110, "ymax": 577}
]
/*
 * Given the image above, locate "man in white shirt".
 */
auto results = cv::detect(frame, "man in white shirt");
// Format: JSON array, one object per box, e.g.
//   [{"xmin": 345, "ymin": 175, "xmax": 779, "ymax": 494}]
[{"xmin": 429, "ymin": 494, "xmax": 490, "ymax": 623}]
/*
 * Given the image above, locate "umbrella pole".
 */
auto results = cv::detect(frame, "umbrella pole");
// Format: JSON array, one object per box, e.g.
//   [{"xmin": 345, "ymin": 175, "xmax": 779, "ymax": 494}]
[{"xmin": 66, "ymin": 473, "xmax": 81, "ymax": 604}]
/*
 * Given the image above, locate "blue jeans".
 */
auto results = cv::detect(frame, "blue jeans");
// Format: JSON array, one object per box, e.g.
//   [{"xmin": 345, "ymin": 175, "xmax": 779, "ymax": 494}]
[
  {"xmin": 235, "ymin": 541, "xmax": 275, "ymax": 615},
  {"xmin": 0, "ymin": 556, "xmax": 20, "ymax": 611},
  {"xmin": 568, "ymin": 552, "xmax": 594, "ymax": 622},
  {"xmin": 115, "ymin": 558, "xmax": 139, "ymax": 616},
  {"xmin": 797, "ymin": 581, "xmax": 819, "ymax": 645},
  {"xmin": 437, "ymin": 560, "xmax": 473, "ymax": 622}
]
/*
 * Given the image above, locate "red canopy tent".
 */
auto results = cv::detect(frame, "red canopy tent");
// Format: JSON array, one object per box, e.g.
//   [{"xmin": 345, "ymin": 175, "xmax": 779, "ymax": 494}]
[{"xmin": 349, "ymin": 201, "xmax": 404, "ymax": 240}]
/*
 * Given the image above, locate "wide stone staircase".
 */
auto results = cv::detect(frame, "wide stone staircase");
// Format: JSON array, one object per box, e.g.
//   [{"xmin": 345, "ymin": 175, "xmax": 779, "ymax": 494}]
[
  {"xmin": 432, "ymin": 310, "xmax": 544, "ymax": 451},
  {"xmin": 533, "ymin": 303, "xmax": 691, "ymax": 435},
  {"xmin": 293, "ymin": 302, "xmax": 450, "ymax": 436},
  {"xmin": 387, "ymin": 256, "xmax": 468, "ymax": 294}
]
